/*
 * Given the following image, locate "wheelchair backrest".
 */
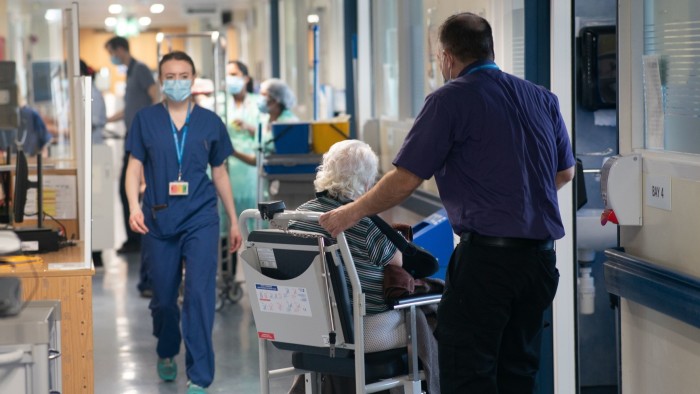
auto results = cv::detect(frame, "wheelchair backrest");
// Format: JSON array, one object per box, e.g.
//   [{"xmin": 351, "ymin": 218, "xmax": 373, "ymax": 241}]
[{"xmin": 242, "ymin": 230, "xmax": 356, "ymax": 354}]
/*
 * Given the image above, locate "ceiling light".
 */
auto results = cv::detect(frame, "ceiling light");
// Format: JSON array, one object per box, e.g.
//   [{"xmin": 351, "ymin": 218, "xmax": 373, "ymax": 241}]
[
  {"xmin": 44, "ymin": 9, "xmax": 61, "ymax": 22},
  {"xmin": 150, "ymin": 4, "xmax": 165, "ymax": 14},
  {"xmin": 138, "ymin": 17, "xmax": 151, "ymax": 27},
  {"xmin": 105, "ymin": 17, "xmax": 118, "ymax": 27},
  {"xmin": 307, "ymin": 14, "xmax": 320, "ymax": 24},
  {"xmin": 108, "ymin": 4, "xmax": 123, "ymax": 14}
]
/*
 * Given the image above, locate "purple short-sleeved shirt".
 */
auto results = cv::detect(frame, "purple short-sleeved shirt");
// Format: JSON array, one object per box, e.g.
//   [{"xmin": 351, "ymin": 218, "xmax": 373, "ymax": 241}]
[{"xmin": 393, "ymin": 60, "xmax": 575, "ymax": 240}]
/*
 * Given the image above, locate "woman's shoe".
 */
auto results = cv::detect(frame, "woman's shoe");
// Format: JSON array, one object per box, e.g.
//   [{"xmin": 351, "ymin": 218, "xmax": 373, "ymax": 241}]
[
  {"xmin": 157, "ymin": 358, "xmax": 177, "ymax": 381},
  {"xmin": 187, "ymin": 381, "xmax": 207, "ymax": 393}
]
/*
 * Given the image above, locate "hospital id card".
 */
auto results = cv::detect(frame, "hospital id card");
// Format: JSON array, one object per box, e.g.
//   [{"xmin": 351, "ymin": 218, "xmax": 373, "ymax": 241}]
[{"xmin": 169, "ymin": 181, "xmax": 189, "ymax": 196}]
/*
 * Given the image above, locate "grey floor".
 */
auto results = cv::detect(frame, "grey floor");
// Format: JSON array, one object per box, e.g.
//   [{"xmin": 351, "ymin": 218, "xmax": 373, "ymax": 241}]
[{"xmin": 92, "ymin": 250, "xmax": 292, "ymax": 393}]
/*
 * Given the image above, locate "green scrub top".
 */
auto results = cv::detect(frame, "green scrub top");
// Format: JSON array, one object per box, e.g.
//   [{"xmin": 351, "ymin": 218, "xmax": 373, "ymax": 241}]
[{"xmin": 226, "ymin": 93, "xmax": 263, "ymax": 218}]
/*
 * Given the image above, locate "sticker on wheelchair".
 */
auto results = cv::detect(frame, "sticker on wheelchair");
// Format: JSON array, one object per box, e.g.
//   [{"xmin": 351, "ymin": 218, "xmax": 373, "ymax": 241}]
[
  {"xmin": 255, "ymin": 284, "xmax": 312, "ymax": 316},
  {"xmin": 256, "ymin": 248, "xmax": 277, "ymax": 268}
]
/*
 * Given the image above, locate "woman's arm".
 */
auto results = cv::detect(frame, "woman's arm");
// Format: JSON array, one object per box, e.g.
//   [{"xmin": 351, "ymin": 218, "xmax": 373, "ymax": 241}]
[
  {"xmin": 387, "ymin": 250, "xmax": 402, "ymax": 267},
  {"xmin": 232, "ymin": 150, "xmax": 256, "ymax": 166},
  {"xmin": 211, "ymin": 163, "xmax": 242, "ymax": 252},
  {"xmin": 125, "ymin": 156, "xmax": 148, "ymax": 234}
]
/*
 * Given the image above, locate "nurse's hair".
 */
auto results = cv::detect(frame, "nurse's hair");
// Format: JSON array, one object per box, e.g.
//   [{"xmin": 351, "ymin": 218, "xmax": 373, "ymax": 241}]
[
  {"xmin": 159, "ymin": 51, "xmax": 197, "ymax": 76},
  {"xmin": 439, "ymin": 12, "xmax": 495, "ymax": 62},
  {"xmin": 261, "ymin": 78, "xmax": 296, "ymax": 111},
  {"xmin": 314, "ymin": 140, "xmax": 378, "ymax": 201}
]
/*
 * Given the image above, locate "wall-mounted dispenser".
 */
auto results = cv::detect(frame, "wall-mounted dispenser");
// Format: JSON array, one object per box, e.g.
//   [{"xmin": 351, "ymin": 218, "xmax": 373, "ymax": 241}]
[{"xmin": 600, "ymin": 154, "xmax": 642, "ymax": 226}]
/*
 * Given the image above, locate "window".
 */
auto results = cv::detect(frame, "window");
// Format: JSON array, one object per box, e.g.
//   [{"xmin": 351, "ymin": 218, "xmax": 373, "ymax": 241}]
[{"xmin": 643, "ymin": 0, "xmax": 700, "ymax": 154}]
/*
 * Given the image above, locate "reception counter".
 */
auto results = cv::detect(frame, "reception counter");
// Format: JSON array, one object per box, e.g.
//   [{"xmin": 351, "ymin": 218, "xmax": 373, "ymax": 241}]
[{"xmin": 0, "ymin": 242, "xmax": 94, "ymax": 393}]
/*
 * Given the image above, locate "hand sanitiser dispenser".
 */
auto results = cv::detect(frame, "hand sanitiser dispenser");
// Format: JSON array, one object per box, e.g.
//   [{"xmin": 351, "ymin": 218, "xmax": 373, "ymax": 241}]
[{"xmin": 600, "ymin": 154, "xmax": 642, "ymax": 226}]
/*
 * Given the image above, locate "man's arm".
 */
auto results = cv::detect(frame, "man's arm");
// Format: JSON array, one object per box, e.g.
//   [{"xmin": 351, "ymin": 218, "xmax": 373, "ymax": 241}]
[
  {"xmin": 319, "ymin": 166, "xmax": 423, "ymax": 237},
  {"xmin": 107, "ymin": 110, "xmax": 124, "ymax": 124},
  {"xmin": 147, "ymin": 84, "xmax": 160, "ymax": 104},
  {"xmin": 556, "ymin": 165, "xmax": 575, "ymax": 190}
]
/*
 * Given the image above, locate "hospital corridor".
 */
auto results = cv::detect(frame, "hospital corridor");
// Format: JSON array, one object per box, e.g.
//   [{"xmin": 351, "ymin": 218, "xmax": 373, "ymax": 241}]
[{"xmin": 2, "ymin": 0, "xmax": 700, "ymax": 393}]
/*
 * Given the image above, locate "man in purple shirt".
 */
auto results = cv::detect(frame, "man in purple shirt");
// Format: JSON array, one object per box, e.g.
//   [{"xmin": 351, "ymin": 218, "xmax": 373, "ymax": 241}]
[{"xmin": 321, "ymin": 12, "xmax": 575, "ymax": 394}]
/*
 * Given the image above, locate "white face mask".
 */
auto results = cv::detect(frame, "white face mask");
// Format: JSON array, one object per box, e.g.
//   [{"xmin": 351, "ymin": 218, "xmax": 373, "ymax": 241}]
[
  {"xmin": 442, "ymin": 53, "xmax": 453, "ymax": 84},
  {"xmin": 226, "ymin": 75, "xmax": 245, "ymax": 95}
]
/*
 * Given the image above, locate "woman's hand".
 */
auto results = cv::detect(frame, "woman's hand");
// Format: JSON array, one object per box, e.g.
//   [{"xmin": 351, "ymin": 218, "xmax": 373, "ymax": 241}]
[
  {"xmin": 233, "ymin": 119, "xmax": 256, "ymax": 136},
  {"xmin": 129, "ymin": 208, "xmax": 149, "ymax": 234},
  {"xmin": 229, "ymin": 224, "xmax": 242, "ymax": 252}
]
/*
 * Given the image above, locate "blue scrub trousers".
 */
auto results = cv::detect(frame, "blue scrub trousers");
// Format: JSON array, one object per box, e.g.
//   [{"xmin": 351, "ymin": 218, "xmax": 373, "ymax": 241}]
[{"xmin": 143, "ymin": 222, "xmax": 219, "ymax": 388}]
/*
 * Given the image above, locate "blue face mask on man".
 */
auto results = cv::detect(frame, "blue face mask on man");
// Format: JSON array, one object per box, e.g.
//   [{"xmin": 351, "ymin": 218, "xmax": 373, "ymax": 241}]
[
  {"xmin": 226, "ymin": 76, "xmax": 245, "ymax": 95},
  {"xmin": 257, "ymin": 95, "xmax": 270, "ymax": 114},
  {"xmin": 162, "ymin": 79, "xmax": 192, "ymax": 102},
  {"xmin": 110, "ymin": 55, "xmax": 122, "ymax": 66}
]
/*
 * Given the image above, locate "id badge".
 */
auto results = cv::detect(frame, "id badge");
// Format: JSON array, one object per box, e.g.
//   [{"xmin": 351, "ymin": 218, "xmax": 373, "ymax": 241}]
[{"xmin": 169, "ymin": 181, "xmax": 189, "ymax": 196}]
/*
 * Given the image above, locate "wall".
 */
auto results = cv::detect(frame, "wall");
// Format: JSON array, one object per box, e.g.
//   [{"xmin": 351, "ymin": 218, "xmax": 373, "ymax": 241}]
[
  {"xmin": 79, "ymin": 27, "xmax": 187, "ymax": 95},
  {"xmin": 618, "ymin": 0, "xmax": 700, "ymax": 391},
  {"xmin": 619, "ymin": 156, "xmax": 700, "ymax": 393}
]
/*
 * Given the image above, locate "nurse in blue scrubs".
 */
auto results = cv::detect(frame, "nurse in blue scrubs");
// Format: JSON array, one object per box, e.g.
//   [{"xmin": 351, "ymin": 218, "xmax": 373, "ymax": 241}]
[{"xmin": 124, "ymin": 51, "xmax": 242, "ymax": 394}]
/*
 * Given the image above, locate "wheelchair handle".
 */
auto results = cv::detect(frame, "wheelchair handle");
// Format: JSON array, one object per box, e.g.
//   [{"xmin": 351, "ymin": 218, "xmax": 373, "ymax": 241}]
[{"xmin": 239, "ymin": 209, "xmax": 323, "ymax": 240}]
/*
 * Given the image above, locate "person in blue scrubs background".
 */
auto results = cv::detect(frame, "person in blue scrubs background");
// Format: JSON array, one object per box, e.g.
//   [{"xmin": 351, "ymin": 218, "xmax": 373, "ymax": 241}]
[{"xmin": 124, "ymin": 51, "xmax": 242, "ymax": 394}]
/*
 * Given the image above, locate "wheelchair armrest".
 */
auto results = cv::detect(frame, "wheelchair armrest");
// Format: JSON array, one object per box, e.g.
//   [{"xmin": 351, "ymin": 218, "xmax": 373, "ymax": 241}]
[{"xmin": 389, "ymin": 293, "xmax": 442, "ymax": 310}]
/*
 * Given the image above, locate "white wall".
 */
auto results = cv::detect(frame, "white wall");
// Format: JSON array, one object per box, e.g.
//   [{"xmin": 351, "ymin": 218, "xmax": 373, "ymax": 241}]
[{"xmin": 618, "ymin": 0, "xmax": 700, "ymax": 392}]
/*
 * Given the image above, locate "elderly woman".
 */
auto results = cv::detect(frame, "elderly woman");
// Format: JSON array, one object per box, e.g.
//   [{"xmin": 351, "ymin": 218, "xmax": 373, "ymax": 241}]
[{"xmin": 288, "ymin": 139, "xmax": 406, "ymax": 351}]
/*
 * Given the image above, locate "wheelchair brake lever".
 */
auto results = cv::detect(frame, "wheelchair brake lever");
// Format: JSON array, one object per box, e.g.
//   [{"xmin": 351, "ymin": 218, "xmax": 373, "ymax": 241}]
[{"xmin": 318, "ymin": 237, "xmax": 337, "ymax": 358}]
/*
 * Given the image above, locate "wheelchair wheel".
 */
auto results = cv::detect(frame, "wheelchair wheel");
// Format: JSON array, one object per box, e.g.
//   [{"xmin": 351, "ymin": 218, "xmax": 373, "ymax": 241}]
[{"xmin": 227, "ymin": 283, "xmax": 243, "ymax": 303}]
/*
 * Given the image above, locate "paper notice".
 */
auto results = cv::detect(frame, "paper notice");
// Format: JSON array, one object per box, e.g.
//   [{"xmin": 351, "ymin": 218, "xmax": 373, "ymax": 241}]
[
  {"xmin": 26, "ymin": 175, "xmax": 77, "ymax": 219},
  {"xmin": 643, "ymin": 55, "xmax": 665, "ymax": 149}
]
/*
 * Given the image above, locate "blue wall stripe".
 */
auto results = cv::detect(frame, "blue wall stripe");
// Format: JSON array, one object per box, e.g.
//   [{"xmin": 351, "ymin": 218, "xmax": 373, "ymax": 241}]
[{"xmin": 604, "ymin": 249, "xmax": 700, "ymax": 329}]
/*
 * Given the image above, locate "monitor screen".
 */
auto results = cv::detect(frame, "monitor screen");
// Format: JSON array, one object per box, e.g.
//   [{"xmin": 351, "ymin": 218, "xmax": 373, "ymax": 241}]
[
  {"xmin": 31, "ymin": 61, "xmax": 62, "ymax": 103},
  {"xmin": 13, "ymin": 150, "xmax": 29, "ymax": 223}
]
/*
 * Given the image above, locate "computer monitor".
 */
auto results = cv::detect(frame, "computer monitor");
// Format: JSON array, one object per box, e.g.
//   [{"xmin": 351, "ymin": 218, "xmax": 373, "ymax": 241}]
[{"xmin": 12, "ymin": 150, "xmax": 42, "ymax": 226}]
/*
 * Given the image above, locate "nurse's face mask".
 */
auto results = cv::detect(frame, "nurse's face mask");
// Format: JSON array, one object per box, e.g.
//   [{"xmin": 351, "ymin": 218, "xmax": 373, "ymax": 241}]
[
  {"xmin": 257, "ymin": 95, "xmax": 270, "ymax": 114},
  {"xmin": 162, "ymin": 79, "xmax": 192, "ymax": 102},
  {"xmin": 226, "ymin": 75, "xmax": 245, "ymax": 95}
]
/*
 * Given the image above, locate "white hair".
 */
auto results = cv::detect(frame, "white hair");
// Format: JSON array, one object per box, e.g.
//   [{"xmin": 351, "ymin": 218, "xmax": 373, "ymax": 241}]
[
  {"xmin": 314, "ymin": 139, "xmax": 378, "ymax": 200},
  {"xmin": 261, "ymin": 78, "xmax": 296, "ymax": 110}
]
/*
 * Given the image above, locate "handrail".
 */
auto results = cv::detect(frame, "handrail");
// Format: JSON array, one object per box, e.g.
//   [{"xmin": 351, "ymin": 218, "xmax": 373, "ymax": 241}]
[{"xmin": 604, "ymin": 248, "xmax": 700, "ymax": 329}]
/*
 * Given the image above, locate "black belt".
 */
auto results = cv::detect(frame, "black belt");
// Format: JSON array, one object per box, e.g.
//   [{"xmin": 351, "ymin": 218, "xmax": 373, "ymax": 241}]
[{"xmin": 460, "ymin": 232, "xmax": 554, "ymax": 251}]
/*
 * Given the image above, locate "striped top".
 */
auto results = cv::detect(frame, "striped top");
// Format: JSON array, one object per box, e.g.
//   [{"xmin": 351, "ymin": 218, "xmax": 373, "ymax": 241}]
[{"xmin": 288, "ymin": 196, "xmax": 397, "ymax": 314}]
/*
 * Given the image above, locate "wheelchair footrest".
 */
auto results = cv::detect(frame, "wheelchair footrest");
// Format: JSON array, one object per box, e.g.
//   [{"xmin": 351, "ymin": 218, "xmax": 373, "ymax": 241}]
[{"xmin": 291, "ymin": 347, "xmax": 408, "ymax": 382}]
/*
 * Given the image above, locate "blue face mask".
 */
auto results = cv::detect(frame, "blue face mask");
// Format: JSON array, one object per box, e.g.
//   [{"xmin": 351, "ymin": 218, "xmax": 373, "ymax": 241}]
[
  {"xmin": 226, "ymin": 76, "xmax": 245, "ymax": 95},
  {"xmin": 162, "ymin": 79, "xmax": 192, "ymax": 102},
  {"xmin": 110, "ymin": 55, "xmax": 121, "ymax": 66},
  {"xmin": 257, "ymin": 95, "xmax": 270, "ymax": 114}
]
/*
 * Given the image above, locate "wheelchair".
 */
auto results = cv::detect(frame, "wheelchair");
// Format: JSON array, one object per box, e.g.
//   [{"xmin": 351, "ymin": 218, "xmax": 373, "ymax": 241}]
[{"xmin": 238, "ymin": 208, "xmax": 441, "ymax": 393}]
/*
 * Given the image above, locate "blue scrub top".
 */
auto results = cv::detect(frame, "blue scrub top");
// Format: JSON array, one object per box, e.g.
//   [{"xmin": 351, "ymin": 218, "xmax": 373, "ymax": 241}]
[{"xmin": 126, "ymin": 103, "xmax": 234, "ymax": 238}]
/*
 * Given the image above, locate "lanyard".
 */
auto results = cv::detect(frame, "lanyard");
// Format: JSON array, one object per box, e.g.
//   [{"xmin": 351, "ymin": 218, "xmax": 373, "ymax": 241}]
[
  {"xmin": 466, "ymin": 63, "xmax": 500, "ymax": 75},
  {"xmin": 166, "ymin": 101, "xmax": 192, "ymax": 181}
]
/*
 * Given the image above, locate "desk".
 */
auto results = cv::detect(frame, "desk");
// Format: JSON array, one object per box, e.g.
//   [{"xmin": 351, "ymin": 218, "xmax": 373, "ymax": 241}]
[{"xmin": 0, "ymin": 243, "xmax": 94, "ymax": 393}]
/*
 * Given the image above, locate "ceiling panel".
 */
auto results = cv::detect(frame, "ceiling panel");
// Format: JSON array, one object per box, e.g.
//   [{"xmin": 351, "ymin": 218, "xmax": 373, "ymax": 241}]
[{"xmin": 23, "ymin": 0, "xmax": 250, "ymax": 29}]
